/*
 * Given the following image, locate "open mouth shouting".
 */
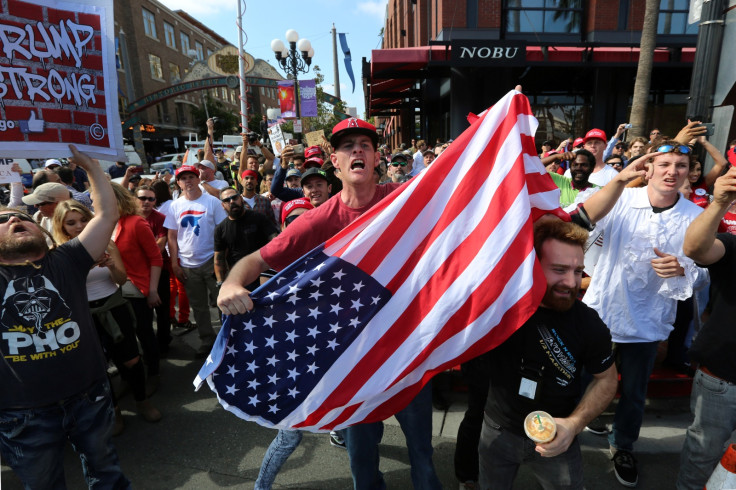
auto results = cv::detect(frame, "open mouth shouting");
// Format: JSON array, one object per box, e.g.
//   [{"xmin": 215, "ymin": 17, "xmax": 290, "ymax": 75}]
[{"xmin": 350, "ymin": 159, "xmax": 366, "ymax": 170}]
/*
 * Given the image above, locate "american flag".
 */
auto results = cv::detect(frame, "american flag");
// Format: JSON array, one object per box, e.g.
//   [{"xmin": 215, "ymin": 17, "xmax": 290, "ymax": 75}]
[{"xmin": 194, "ymin": 89, "xmax": 566, "ymax": 431}]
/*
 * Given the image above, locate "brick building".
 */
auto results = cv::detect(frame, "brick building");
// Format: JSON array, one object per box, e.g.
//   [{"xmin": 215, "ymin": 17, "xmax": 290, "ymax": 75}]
[
  {"xmin": 114, "ymin": 0, "xmax": 281, "ymax": 154},
  {"xmin": 366, "ymin": 0, "xmax": 698, "ymax": 149}
]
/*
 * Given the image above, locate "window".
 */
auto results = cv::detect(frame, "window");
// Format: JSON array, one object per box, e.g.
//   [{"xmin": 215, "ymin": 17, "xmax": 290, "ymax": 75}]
[
  {"xmin": 142, "ymin": 8, "xmax": 157, "ymax": 38},
  {"xmin": 164, "ymin": 22, "xmax": 176, "ymax": 49},
  {"xmin": 169, "ymin": 63, "xmax": 180, "ymax": 82},
  {"xmin": 505, "ymin": 0, "xmax": 582, "ymax": 34},
  {"xmin": 149, "ymin": 54, "xmax": 163, "ymax": 80},
  {"xmin": 260, "ymin": 86, "xmax": 264, "ymax": 96},
  {"xmin": 181, "ymin": 33, "xmax": 190, "ymax": 55},
  {"xmin": 206, "ymin": 48, "xmax": 214, "ymax": 60},
  {"xmin": 195, "ymin": 41, "xmax": 204, "ymax": 60},
  {"xmin": 221, "ymin": 87, "xmax": 227, "ymax": 99},
  {"xmin": 658, "ymin": 0, "xmax": 698, "ymax": 35}
]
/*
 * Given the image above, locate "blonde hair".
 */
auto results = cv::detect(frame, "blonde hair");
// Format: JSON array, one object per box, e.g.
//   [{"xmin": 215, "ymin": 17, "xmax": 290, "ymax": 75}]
[
  {"xmin": 111, "ymin": 182, "xmax": 140, "ymax": 217},
  {"xmin": 52, "ymin": 200, "xmax": 93, "ymax": 244}
]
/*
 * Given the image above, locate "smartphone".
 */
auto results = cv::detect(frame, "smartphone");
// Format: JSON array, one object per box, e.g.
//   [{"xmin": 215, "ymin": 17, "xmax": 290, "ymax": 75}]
[
  {"xmin": 701, "ymin": 123, "xmax": 715, "ymax": 137},
  {"xmin": 293, "ymin": 144, "xmax": 305, "ymax": 157},
  {"xmin": 132, "ymin": 165, "xmax": 144, "ymax": 173}
]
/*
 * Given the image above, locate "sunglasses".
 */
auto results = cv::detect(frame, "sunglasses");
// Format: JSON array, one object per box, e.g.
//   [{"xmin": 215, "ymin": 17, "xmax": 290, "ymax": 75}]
[
  {"xmin": 37, "ymin": 201, "xmax": 54, "ymax": 206},
  {"xmin": 221, "ymin": 195, "xmax": 241, "ymax": 203},
  {"xmin": 390, "ymin": 161, "xmax": 407, "ymax": 167},
  {"xmin": 615, "ymin": 144, "xmax": 627, "ymax": 149},
  {"xmin": 0, "ymin": 212, "xmax": 34, "ymax": 224},
  {"xmin": 656, "ymin": 144, "xmax": 691, "ymax": 154},
  {"xmin": 284, "ymin": 214, "xmax": 302, "ymax": 226},
  {"xmin": 136, "ymin": 196, "xmax": 156, "ymax": 202}
]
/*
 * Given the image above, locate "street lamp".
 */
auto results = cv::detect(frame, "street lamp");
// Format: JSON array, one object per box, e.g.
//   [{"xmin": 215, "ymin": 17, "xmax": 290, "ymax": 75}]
[{"xmin": 271, "ymin": 30, "xmax": 314, "ymax": 130}]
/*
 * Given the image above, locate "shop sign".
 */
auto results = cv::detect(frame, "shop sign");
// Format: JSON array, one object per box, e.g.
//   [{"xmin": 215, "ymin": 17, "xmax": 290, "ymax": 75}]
[{"xmin": 451, "ymin": 41, "xmax": 526, "ymax": 66}]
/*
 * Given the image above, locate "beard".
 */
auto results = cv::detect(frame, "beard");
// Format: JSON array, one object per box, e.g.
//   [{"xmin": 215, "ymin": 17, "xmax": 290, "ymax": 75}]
[
  {"xmin": 541, "ymin": 283, "xmax": 578, "ymax": 312},
  {"xmin": 0, "ymin": 230, "xmax": 49, "ymax": 261},
  {"xmin": 228, "ymin": 204, "xmax": 244, "ymax": 219}
]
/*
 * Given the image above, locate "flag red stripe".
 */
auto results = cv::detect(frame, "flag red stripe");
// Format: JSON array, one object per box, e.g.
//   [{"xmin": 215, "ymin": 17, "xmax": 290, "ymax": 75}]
[
  {"xmin": 294, "ymin": 164, "xmax": 534, "ymax": 428},
  {"xmin": 351, "ymin": 95, "xmax": 531, "ymax": 274}
]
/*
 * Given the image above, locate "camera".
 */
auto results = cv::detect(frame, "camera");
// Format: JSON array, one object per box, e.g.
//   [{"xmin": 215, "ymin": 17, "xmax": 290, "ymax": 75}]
[
  {"xmin": 247, "ymin": 132, "xmax": 258, "ymax": 144},
  {"xmin": 624, "ymin": 123, "xmax": 632, "ymax": 129},
  {"xmin": 211, "ymin": 117, "xmax": 220, "ymax": 123}
]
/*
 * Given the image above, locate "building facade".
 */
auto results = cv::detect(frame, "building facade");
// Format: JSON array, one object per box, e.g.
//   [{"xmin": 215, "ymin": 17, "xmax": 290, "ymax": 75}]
[
  {"xmin": 366, "ymin": 0, "xmax": 698, "ymax": 149},
  {"xmin": 114, "ymin": 0, "xmax": 281, "ymax": 155}
]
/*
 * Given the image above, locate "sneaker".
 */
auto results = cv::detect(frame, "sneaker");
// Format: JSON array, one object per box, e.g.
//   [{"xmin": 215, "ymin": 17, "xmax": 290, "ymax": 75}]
[
  {"xmin": 611, "ymin": 448, "xmax": 638, "ymax": 487},
  {"xmin": 329, "ymin": 430, "xmax": 346, "ymax": 449},
  {"xmin": 585, "ymin": 416, "xmax": 608, "ymax": 435}
]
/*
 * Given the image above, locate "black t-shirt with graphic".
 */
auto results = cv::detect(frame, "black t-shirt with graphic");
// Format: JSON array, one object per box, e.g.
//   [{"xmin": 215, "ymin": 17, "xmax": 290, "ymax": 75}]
[
  {"xmin": 484, "ymin": 301, "xmax": 613, "ymax": 436},
  {"xmin": 689, "ymin": 233, "xmax": 736, "ymax": 383},
  {"xmin": 0, "ymin": 239, "xmax": 107, "ymax": 409}
]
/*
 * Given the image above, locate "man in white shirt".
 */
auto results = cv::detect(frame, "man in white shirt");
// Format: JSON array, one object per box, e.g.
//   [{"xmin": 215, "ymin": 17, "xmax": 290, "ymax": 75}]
[
  {"xmin": 410, "ymin": 139, "xmax": 427, "ymax": 176},
  {"xmin": 565, "ymin": 129, "xmax": 619, "ymax": 187},
  {"xmin": 579, "ymin": 141, "xmax": 706, "ymax": 487},
  {"xmin": 165, "ymin": 165, "xmax": 228, "ymax": 357}
]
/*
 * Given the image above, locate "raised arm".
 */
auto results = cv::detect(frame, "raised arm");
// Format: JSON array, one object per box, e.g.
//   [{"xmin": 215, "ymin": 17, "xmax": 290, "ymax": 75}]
[
  {"xmin": 69, "ymin": 145, "xmax": 119, "ymax": 259},
  {"xmin": 580, "ymin": 155, "xmax": 650, "ymax": 223},
  {"xmin": 700, "ymin": 136, "xmax": 728, "ymax": 189},
  {"xmin": 204, "ymin": 118, "xmax": 216, "ymax": 163},
  {"xmin": 683, "ymin": 166, "xmax": 736, "ymax": 265}
]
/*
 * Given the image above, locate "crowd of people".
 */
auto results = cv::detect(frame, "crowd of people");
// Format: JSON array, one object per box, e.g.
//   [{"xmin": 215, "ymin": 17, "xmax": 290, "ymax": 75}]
[{"xmin": 2, "ymin": 106, "xmax": 736, "ymax": 490}]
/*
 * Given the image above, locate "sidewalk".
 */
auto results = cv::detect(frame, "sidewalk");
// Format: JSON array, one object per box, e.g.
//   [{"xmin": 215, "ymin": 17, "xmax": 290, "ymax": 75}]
[{"xmin": 0, "ymin": 311, "xmax": 713, "ymax": 489}]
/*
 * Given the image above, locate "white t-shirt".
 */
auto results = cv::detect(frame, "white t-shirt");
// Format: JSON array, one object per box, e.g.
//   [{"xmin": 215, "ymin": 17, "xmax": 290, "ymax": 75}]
[
  {"xmin": 200, "ymin": 179, "xmax": 229, "ymax": 193},
  {"xmin": 164, "ymin": 192, "xmax": 227, "ymax": 267}
]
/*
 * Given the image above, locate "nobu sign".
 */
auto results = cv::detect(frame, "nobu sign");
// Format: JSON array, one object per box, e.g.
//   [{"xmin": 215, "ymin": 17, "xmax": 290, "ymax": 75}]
[
  {"xmin": 0, "ymin": 0, "xmax": 124, "ymax": 162},
  {"xmin": 451, "ymin": 41, "xmax": 526, "ymax": 66}
]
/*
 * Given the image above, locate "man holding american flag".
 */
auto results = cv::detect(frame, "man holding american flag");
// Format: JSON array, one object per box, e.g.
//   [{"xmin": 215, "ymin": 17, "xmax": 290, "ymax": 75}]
[{"xmin": 217, "ymin": 117, "xmax": 442, "ymax": 488}]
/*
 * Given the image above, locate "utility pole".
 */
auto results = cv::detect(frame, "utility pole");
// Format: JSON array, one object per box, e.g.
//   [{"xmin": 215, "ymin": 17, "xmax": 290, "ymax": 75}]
[
  {"xmin": 237, "ymin": 0, "xmax": 248, "ymax": 132},
  {"xmin": 332, "ymin": 24, "xmax": 340, "ymax": 100}
]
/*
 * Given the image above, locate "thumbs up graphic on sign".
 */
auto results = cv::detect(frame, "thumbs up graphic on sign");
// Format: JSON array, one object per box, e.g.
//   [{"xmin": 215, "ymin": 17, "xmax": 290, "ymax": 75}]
[{"xmin": 18, "ymin": 111, "xmax": 45, "ymax": 134}]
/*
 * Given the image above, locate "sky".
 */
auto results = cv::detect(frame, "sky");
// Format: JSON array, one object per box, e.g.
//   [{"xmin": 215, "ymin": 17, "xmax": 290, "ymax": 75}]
[{"xmin": 158, "ymin": 0, "xmax": 389, "ymax": 118}]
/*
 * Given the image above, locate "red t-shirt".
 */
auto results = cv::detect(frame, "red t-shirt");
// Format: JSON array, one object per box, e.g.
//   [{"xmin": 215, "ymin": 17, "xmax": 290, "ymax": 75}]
[
  {"xmin": 114, "ymin": 214, "xmax": 164, "ymax": 296},
  {"xmin": 718, "ymin": 210, "xmax": 736, "ymax": 235},
  {"xmin": 690, "ymin": 187, "xmax": 710, "ymax": 208},
  {"xmin": 144, "ymin": 209, "xmax": 170, "ymax": 270},
  {"xmin": 261, "ymin": 183, "xmax": 402, "ymax": 271}
]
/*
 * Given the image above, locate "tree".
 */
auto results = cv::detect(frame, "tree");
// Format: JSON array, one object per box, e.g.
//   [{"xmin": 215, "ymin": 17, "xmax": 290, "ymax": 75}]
[
  {"xmin": 629, "ymin": 0, "xmax": 660, "ymax": 138},
  {"xmin": 190, "ymin": 96, "xmax": 239, "ymax": 140},
  {"xmin": 306, "ymin": 64, "xmax": 347, "ymax": 135}
]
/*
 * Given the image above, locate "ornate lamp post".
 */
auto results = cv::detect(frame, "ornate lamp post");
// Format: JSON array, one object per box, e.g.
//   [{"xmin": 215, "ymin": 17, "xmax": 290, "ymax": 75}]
[{"xmin": 271, "ymin": 30, "xmax": 314, "ymax": 126}]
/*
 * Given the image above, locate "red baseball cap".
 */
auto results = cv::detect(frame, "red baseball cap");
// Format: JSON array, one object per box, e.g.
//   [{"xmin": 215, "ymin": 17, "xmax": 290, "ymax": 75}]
[
  {"xmin": 305, "ymin": 145, "xmax": 322, "ymax": 159},
  {"xmin": 330, "ymin": 117, "xmax": 378, "ymax": 148},
  {"xmin": 573, "ymin": 137, "xmax": 584, "ymax": 148},
  {"xmin": 281, "ymin": 197, "xmax": 314, "ymax": 225},
  {"xmin": 175, "ymin": 165, "xmax": 199, "ymax": 180},
  {"xmin": 583, "ymin": 129, "xmax": 607, "ymax": 144},
  {"xmin": 304, "ymin": 157, "xmax": 324, "ymax": 169}
]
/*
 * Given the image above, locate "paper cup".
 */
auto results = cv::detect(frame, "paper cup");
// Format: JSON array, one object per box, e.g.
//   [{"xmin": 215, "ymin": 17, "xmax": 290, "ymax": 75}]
[{"xmin": 524, "ymin": 410, "xmax": 557, "ymax": 443}]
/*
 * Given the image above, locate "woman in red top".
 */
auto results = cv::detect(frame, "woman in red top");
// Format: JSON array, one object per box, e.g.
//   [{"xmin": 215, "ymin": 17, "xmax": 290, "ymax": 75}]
[{"xmin": 111, "ymin": 183, "xmax": 163, "ymax": 388}]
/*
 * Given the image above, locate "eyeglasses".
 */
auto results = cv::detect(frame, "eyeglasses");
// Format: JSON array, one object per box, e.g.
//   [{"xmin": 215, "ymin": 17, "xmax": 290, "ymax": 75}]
[
  {"xmin": 221, "ymin": 195, "xmax": 241, "ymax": 203},
  {"xmin": 136, "ymin": 196, "xmax": 156, "ymax": 202},
  {"xmin": 0, "ymin": 212, "xmax": 34, "ymax": 224},
  {"xmin": 390, "ymin": 161, "xmax": 407, "ymax": 167},
  {"xmin": 656, "ymin": 144, "xmax": 691, "ymax": 154}
]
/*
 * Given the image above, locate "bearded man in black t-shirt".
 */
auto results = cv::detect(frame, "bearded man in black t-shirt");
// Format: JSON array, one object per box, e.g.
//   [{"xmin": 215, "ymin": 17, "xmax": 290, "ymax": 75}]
[
  {"xmin": 478, "ymin": 220, "xmax": 618, "ymax": 490},
  {"xmin": 214, "ymin": 187, "xmax": 279, "ymax": 292}
]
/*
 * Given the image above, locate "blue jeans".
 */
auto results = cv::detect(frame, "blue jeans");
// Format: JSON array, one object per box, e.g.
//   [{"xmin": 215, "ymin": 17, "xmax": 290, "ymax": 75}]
[
  {"xmin": 478, "ymin": 414, "xmax": 583, "ymax": 490},
  {"xmin": 676, "ymin": 368, "xmax": 736, "ymax": 490},
  {"xmin": 609, "ymin": 341, "xmax": 659, "ymax": 452},
  {"xmin": 0, "ymin": 379, "xmax": 130, "ymax": 489},
  {"xmin": 343, "ymin": 382, "xmax": 441, "ymax": 490},
  {"xmin": 254, "ymin": 429, "xmax": 303, "ymax": 490}
]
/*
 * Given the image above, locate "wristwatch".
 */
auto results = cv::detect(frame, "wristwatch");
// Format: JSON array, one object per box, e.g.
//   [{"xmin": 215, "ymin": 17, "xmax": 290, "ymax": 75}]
[{"xmin": 215, "ymin": 281, "xmax": 223, "ymax": 288}]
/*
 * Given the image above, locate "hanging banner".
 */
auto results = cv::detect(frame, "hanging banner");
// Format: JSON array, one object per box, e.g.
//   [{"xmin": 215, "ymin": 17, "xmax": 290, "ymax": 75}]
[
  {"xmin": 338, "ymin": 33, "xmax": 355, "ymax": 93},
  {"xmin": 277, "ymin": 80, "xmax": 296, "ymax": 118},
  {"xmin": 299, "ymin": 79, "xmax": 318, "ymax": 117},
  {"xmin": 0, "ymin": 0, "xmax": 124, "ymax": 161}
]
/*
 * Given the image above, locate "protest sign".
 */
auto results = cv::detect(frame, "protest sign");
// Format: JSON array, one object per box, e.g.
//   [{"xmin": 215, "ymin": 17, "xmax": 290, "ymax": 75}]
[
  {"xmin": 268, "ymin": 124, "xmax": 286, "ymax": 156},
  {"xmin": 0, "ymin": 0, "xmax": 124, "ymax": 162},
  {"xmin": 299, "ymin": 79, "xmax": 317, "ymax": 117},
  {"xmin": 0, "ymin": 159, "xmax": 21, "ymax": 184},
  {"xmin": 305, "ymin": 130, "xmax": 325, "ymax": 148},
  {"xmin": 293, "ymin": 119, "xmax": 302, "ymax": 133}
]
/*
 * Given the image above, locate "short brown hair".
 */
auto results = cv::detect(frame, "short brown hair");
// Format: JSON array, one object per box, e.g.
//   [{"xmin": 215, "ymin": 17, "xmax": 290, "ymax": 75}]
[{"xmin": 533, "ymin": 219, "xmax": 588, "ymax": 259}]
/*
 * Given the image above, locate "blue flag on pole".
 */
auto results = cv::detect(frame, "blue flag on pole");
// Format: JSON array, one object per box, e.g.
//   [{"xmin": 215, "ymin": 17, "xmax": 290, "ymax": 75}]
[{"xmin": 339, "ymin": 33, "xmax": 355, "ymax": 93}]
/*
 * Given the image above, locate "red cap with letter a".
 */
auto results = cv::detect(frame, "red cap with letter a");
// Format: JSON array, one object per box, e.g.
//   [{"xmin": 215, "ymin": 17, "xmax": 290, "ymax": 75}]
[{"xmin": 330, "ymin": 117, "xmax": 378, "ymax": 148}]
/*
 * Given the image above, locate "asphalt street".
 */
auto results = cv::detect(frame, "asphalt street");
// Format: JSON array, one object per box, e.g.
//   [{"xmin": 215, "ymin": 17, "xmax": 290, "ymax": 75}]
[{"xmin": 0, "ymin": 310, "xmax": 721, "ymax": 489}]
